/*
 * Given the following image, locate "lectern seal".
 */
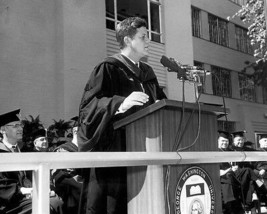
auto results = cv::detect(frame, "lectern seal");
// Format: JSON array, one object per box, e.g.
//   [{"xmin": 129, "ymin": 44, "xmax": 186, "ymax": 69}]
[{"xmin": 175, "ymin": 166, "xmax": 215, "ymax": 214}]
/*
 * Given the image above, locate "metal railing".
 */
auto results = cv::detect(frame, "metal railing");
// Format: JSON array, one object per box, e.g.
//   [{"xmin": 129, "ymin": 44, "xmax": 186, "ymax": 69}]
[{"xmin": 1, "ymin": 151, "xmax": 267, "ymax": 214}]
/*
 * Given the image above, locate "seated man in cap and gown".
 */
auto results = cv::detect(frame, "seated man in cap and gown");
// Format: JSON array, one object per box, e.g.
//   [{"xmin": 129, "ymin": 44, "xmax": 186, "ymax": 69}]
[
  {"xmin": 0, "ymin": 109, "xmax": 63, "ymax": 214},
  {"xmin": 218, "ymin": 130, "xmax": 244, "ymax": 214},
  {"xmin": 253, "ymin": 135, "xmax": 267, "ymax": 205},
  {"xmin": 0, "ymin": 109, "xmax": 32, "ymax": 214},
  {"xmin": 230, "ymin": 130, "xmax": 261, "ymax": 214},
  {"xmin": 52, "ymin": 116, "xmax": 86, "ymax": 214}
]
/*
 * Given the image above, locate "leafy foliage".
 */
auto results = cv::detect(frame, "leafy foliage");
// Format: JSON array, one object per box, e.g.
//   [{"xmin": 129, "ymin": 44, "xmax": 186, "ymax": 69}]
[
  {"xmin": 231, "ymin": 0, "xmax": 266, "ymax": 63},
  {"xmin": 21, "ymin": 115, "xmax": 44, "ymax": 151}
]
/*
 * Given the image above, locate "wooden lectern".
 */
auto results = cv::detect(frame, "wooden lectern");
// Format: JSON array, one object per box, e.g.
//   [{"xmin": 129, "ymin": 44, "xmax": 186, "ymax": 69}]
[{"xmin": 114, "ymin": 99, "xmax": 227, "ymax": 214}]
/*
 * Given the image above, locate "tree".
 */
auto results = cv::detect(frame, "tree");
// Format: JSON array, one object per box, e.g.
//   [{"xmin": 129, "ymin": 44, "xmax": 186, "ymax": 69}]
[
  {"xmin": 229, "ymin": 0, "xmax": 267, "ymax": 87},
  {"xmin": 230, "ymin": 0, "xmax": 266, "ymax": 63}
]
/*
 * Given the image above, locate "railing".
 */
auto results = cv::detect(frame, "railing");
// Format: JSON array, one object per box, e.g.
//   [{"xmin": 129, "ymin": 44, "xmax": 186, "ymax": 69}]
[{"xmin": 1, "ymin": 151, "xmax": 267, "ymax": 214}]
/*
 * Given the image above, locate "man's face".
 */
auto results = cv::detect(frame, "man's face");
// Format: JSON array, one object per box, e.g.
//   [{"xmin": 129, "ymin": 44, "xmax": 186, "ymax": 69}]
[
  {"xmin": 218, "ymin": 136, "xmax": 229, "ymax": 149},
  {"xmin": 34, "ymin": 136, "xmax": 48, "ymax": 152},
  {"xmin": 3, "ymin": 121, "xmax": 23, "ymax": 144},
  {"xmin": 259, "ymin": 138, "xmax": 267, "ymax": 149},
  {"xmin": 128, "ymin": 26, "xmax": 150, "ymax": 59},
  {"xmin": 233, "ymin": 136, "xmax": 245, "ymax": 148}
]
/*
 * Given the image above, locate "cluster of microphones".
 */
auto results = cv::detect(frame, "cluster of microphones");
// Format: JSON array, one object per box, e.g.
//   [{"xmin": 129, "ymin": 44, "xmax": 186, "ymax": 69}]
[{"xmin": 160, "ymin": 55, "xmax": 211, "ymax": 83}]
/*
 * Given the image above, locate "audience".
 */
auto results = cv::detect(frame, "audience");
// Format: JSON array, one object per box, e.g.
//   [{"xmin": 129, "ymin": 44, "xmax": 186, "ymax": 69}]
[
  {"xmin": 0, "ymin": 109, "xmax": 63, "ymax": 214},
  {"xmin": 0, "ymin": 107, "xmax": 266, "ymax": 214}
]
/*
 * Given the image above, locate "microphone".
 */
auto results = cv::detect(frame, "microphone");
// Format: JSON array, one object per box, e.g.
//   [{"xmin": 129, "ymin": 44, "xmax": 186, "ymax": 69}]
[{"xmin": 160, "ymin": 55, "xmax": 187, "ymax": 79}]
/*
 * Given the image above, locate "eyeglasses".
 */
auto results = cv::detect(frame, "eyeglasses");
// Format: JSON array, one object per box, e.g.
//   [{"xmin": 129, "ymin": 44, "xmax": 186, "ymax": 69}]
[{"xmin": 5, "ymin": 124, "xmax": 24, "ymax": 128}]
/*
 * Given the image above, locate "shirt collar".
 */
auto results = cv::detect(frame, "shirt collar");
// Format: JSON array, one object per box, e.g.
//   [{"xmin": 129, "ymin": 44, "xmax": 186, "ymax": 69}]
[
  {"xmin": 121, "ymin": 53, "xmax": 139, "ymax": 67},
  {"xmin": 2, "ymin": 138, "xmax": 17, "ymax": 150}
]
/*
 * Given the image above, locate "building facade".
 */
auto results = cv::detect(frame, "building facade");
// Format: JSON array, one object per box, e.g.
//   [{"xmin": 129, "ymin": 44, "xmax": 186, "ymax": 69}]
[{"xmin": 0, "ymin": 0, "xmax": 266, "ymax": 145}]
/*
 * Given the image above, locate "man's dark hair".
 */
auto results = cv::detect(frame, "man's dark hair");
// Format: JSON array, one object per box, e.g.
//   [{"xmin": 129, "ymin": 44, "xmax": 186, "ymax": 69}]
[{"xmin": 116, "ymin": 17, "xmax": 147, "ymax": 49}]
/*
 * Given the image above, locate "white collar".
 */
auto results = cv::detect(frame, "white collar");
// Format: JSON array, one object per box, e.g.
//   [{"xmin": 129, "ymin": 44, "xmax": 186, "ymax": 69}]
[{"xmin": 2, "ymin": 138, "xmax": 17, "ymax": 150}]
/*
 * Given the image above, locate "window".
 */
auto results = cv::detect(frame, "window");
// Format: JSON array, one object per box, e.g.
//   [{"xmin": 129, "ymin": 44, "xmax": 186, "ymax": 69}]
[
  {"xmin": 235, "ymin": 26, "xmax": 253, "ymax": 54},
  {"xmin": 211, "ymin": 66, "xmax": 232, "ymax": 97},
  {"xmin": 191, "ymin": 7, "xmax": 201, "ymax": 38},
  {"xmin": 238, "ymin": 73, "xmax": 256, "ymax": 102},
  {"xmin": 105, "ymin": 0, "xmax": 162, "ymax": 43},
  {"xmin": 208, "ymin": 14, "xmax": 229, "ymax": 47},
  {"xmin": 218, "ymin": 121, "xmax": 236, "ymax": 133}
]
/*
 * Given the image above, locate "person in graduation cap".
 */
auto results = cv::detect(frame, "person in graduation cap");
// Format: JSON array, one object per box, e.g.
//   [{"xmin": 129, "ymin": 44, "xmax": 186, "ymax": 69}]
[
  {"xmin": 253, "ymin": 135, "xmax": 267, "ymax": 205},
  {"xmin": 31, "ymin": 128, "xmax": 49, "ymax": 152},
  {"xmin": 0, "ymin": 109, "xmax": 32, "ymax": 214},
  {"xmin": 230, "ymin": 130, "xmax": 261, "ymax": 213},
  {"xmin": 77, "ymin": 16, "xmax": 167, "ymax": 214},
  {"xmin": 218, "ymin": 130, "xmax": 244, "ymax": 214},
  {"xmin": 0, "ymin": 109, "xmax": 63, "ymax": 214}
]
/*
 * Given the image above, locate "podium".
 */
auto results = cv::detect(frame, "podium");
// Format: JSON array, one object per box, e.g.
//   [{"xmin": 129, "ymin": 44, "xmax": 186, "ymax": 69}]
[{"xmin": 114, "ymin": 99, "xmax": 227, "ymax": 214}]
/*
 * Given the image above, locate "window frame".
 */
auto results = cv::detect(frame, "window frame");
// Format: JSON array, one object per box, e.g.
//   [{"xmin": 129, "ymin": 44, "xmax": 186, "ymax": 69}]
[
  {"xmin": 235, "ymin": 25, "xmax": 253, "ymax": 54},
  {"xmin": 238, "ymin": 72, "xmax": 256, "ymax": 102},
  {"xmin": 105, "ymin": 0, "xmax": 163, "ymax": 43},
  {"xmin": 191, "ymin": 6, "xmax": 202, "ymax": 38},
  {"xmin": 211, "ymin": 65, "xmax": 232, "ymax": 98},
  {"xmin": 208, "ymin": 13, "xmax": 229, "ymax": 47}
]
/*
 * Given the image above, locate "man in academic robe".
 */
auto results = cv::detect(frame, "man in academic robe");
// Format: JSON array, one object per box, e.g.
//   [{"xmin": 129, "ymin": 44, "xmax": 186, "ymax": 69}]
[
  {"xmin": 77, "ymin": 16, "xmax": 166, "ymax": 214},
  {"xmin": 230, "ymin": 131, "xmax": 260, "ymax": 214},
  {"xmin": 0, "ymin": 109, "xmax": 32, "ymax": 214},
  {"xmin": 218, "ymin": 130, "xmax": 244, "ymax": 214},
  {"xmin": 253, "ymin": 135, "xmax": 267, "ymax": 204},
  {"xmin": 0, "ymin": 109, "xmax": 63, "ymax": 214}
]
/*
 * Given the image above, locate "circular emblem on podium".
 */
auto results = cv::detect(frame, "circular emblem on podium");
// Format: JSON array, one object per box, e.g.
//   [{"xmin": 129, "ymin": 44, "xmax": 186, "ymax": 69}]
[{"xmin": 175, "ymin": 166, "xmax": 215, "ymax": 214}]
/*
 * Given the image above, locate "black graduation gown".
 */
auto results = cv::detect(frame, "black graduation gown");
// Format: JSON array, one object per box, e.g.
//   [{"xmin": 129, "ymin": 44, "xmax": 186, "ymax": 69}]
[
  {"xmin": 0, "ymin": 143, "xmax": 31, "ymax": 214},
  {"xmin": 231, "ymin": 146, "xmax": 258, "ymax": 206},
  {"xmin": 0, "ymin": 143, "xmax": 63, "ymax": 214},
  {"xmin": 52, "ymin": 141, "xmax": 85, "ymax": 214},
  {"xmin": 77, "ymin": 53, "xmax": 167, "ymax": 152},
  {"xmin": 77, "ymin": 54, "xmax": 167, "ymax": 213}
]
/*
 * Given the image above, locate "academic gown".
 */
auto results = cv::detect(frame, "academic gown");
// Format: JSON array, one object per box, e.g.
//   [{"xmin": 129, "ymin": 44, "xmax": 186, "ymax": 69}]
[
  {"xmin": 0, "ymin": 143, "xmax": 31, "ymax": 214},
  {"xmin": 78, "ymin": 53, "xmax": 166, "ymax": 152},
  {"xmin": 231, "ymin": 146, "xmax": 258, "ymax": 207},
  {"xmin": 0, "ymin": 143, "xmax": 63, "ymax": 214},
  {"xmin": 77, "ymin": 53, "xmax": 167, "ymax": 214},
  {"xmin": 52, "ymin": 141, "xmax": 86, "ymax": 214}
]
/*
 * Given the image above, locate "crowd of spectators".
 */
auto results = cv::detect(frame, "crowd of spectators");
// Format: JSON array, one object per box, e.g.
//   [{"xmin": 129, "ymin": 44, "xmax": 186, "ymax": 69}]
[
  {"xmin": 218, "ymin": 130, "xmax": 267, "ymax": 214},
  {"xmin": 0, "ymin": 109, "xmax": 85, "ymax": 214}
]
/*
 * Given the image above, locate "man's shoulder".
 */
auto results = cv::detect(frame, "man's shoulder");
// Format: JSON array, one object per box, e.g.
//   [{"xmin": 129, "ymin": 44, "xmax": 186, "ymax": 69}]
[{"xmin": 0, "ymin": 143, "xmax": 10, "ymax": 152}]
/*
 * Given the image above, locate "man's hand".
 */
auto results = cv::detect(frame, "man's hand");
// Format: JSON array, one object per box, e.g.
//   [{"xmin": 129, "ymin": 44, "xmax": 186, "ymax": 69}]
[
  {"xmin": 231, "ymin": 165, "xmax": 239, "ymax": 172},
  {"xmin": 259, "ymin": 169, "xmax": 266, "ymax": 177},
  {"xmin": 121, "ymin": 92, "xmax": 149, "ymax": 111}
]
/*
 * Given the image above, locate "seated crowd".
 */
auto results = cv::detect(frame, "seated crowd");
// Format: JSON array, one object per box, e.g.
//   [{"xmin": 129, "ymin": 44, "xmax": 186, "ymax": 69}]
[
  {"xmin": 0, "ymin": 109, "xmax": 86, "ymax": 214},
  {"xmin": 218, "ymin": 130, "xmax": 267, "ymax": 214},
  {"xmin": 1, "ymin": 108, "xmax": 267, "ymax": 214}
]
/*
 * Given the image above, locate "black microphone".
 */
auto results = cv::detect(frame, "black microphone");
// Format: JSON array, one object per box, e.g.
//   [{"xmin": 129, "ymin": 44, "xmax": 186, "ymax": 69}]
[{"xmin": 160, "ymin": 55, "xmax": 187, "ymax": 79}]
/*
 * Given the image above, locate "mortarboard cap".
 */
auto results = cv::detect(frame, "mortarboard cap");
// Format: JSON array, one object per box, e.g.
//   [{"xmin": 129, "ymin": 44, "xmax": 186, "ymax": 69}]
[
  {"xmin": 218, "ymin": 130, "xmax": 230, "ymax": 139},
  {"xmin": 231, "ymin": 130, "xmax": 247, "ymax": 138},
  {"xmin": 260, "ymin": 134, "xmax": 267, "ymax": 139},
  {"xmin": 0, "ymin": 109, "xmax": 21, "ymax": 127},
  {"xmin": 32, "ymin": 128, "xmax": 46, "ymax": 141}
]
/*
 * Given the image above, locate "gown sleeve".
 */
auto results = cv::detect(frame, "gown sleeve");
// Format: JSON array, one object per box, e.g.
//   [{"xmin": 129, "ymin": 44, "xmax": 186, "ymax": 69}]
[{"xmin": 77, "ymin": 62, "xmax": 125, "ymax": 152}]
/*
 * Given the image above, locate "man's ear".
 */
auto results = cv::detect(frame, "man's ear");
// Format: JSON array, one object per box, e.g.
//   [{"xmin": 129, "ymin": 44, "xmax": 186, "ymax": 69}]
[
  {"xmin": 0, "ymin": 127, "xmax": 6, "ymax": 135},
  {"xmin": 123, "ymin": 36, "xmax": 131, "ymax": 47}
]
